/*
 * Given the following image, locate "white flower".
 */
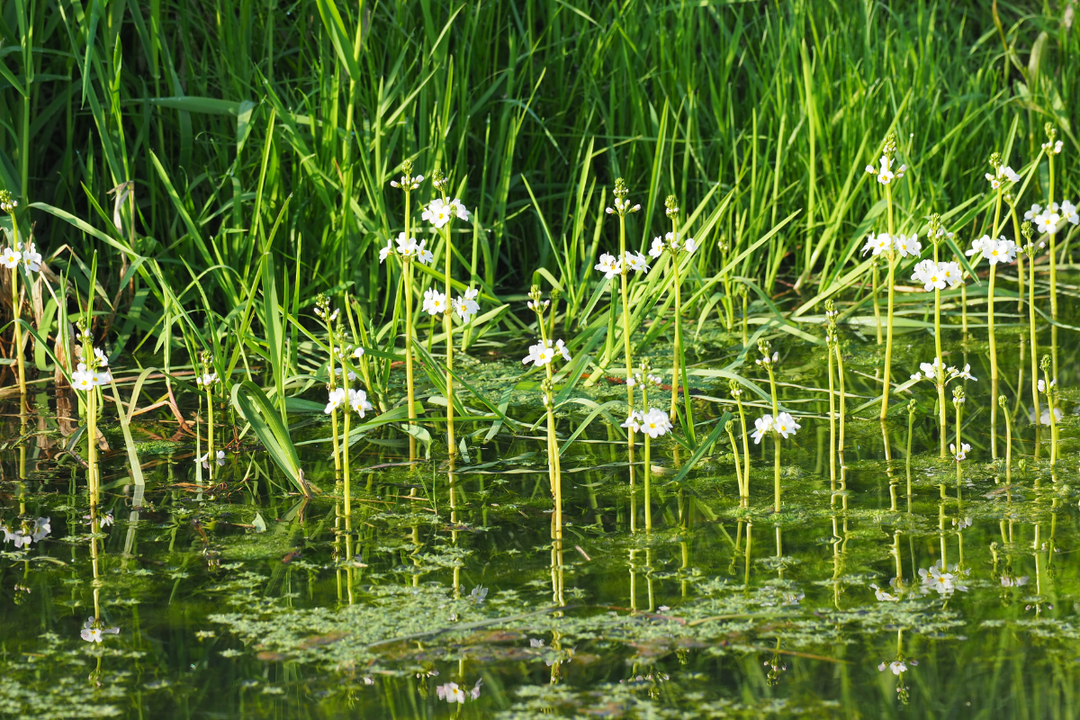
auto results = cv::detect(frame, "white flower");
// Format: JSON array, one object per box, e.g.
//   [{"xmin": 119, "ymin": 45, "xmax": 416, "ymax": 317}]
[
  {"xmin": 1, "ymin": 246, "xmax": 20, "ymax": 269},
  {"xmin": 348, "ymin": 388, "xmax": 373, "ymax": 418},
  {"xmin": 950, "ymin": 442, "xmax": 971, "ymax": 461},
  {"xmin": 469, "ymin": 678, "xmax": 483, "ymax": 700},
  {"xmin": 1036, "ymin": 211, "xmax": 1061, "ymax": 235},
  {"xmin": 352, "ymin": 347, "xmax": 365, "ymax": 359},
  {"xmin": 869, "ymin": 154, "xmax": 905, "ymax": 185},
  {"xmin": 324, "ymin": 387, "xmax": 346, "ymax": 414},
  {"xmin": 522, "ymin": 341, "xmax": 554, "ymax": 367},
  {"xmin": 966, "ymin": 235, "xmax": 990, "ymax": 258},
  {"xmin": 649, "ymin": 237, "xmax": 665, "ymax": 258},
  {"xmin": 1001, "ymin": 166, "xmax": 1020, "ymax": 183},
  {"xmin": 862, "ymin": 233, "xmax": 891, "ymax": 256},
  {"xmin": 195, "ymin": 371, "xmax": 218, "ymax": 387},
  {"xmin": 417, "ymin": 241, "xmax": 434, "ymax": 266},
  {"xmin": 911, "ymin": 259, "xmax": 942, "ymax": 292},
  {"xmin": 198, "ymin": 450, "xmax": 226, "ymax": 468},
  {"xmin": 1037, "ymin": 378, "xmax": 1055, "ymax": 393},
  {"xmin": 389, "ymin": 174, "xmax": 423, "ymax": 190},
  {"xmin": 379, "ymin": 239, "xmax": 394, "ymax": 263},
  {"xmin": 940, "ymin": 261, "xmax": 963, "ymax": 287},
  {"xmin": 447, "ymin": 198, "xmax": 470, "ymax": 221},
  {"xmin": 751, "ymin": 414, "xmax": 774, "ymax": 444},
  {"xmin": 894, "ymin": 234, "xmax": 921, "ymax": 258},
  {"xmin": 641, "ymin": 408, "xmax": 673, "ymax": 438},
  {"xmin": 1000, "ymin": 575, "xmax": 1029, "ymax": 587},
  {"xmin": 683, "ymin": 236, "xmax": 698, "ymax": 254},
  {"xmin": 917, "ymin": 359, "xmax": 940, "ymax": 380},
  {"xmin": 621, "ymin": 410, "xmax": 643, "ymax": 433},
  {"xmin": 595, "ymin": 252, "xmax": 621, "ymax": 279},
  {"xmin": 71, "ymin": 363, "xmax": 95, "ymax": 392},
  {"xmin": 773, "ymin": 412, "xmax": 800, "ymax": 439},
  {"xmin": 878, "ymin": 660, "xmax": 907, "ymax": 675},
  {"xmin": 422, "ymin": 289, "xmax": 447, "ymax": 316},
  {"xmin": 554, "ymin": 338, "xmax": 572, "ymax": 362},
  {"xmin": 422, "ymin": 198, "xmax": 452, "ymax": 228},
  {"xmin": 394, "ymin": 232, "xmax": 418, "ymax": 257},
  {"xmin": 1061, "ymin": 199, "xmax": 1079, "ymax": 226},
  {"xmin": 1024, "ymin": 203, "xmax": 1043, "ymax": 221},
  {"xmin": 623, "ymin": 251, "xmax": 651, "ymax": 274},
  {"xmin": 436, "ymin": 682, "xmax": 465, "ymax": 704},
  {"xmin": 19, "ymin": 242, "xmax": 42, "ymax": 272},
  {"xmin": 453, "ymin": 287, "xmax": 481, "ymax": 323}
]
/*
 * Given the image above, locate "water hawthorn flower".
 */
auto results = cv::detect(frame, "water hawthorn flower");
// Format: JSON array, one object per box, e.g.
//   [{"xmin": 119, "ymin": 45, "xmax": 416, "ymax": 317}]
[
  {"xmin": 522, "ymin": 339, "xmax": 571, "ymax": 367},
  {"xmin": 648, "ymin": 231, "xmax": 697, "ymax": 258},
  {"xmin": 80, "ymin": 617, "xmax": 120, "ymax": 643},
  {"xmin": 1, "ymin": 245, "xmax": 20, "ymax": 268},
  {"xmin": 985, "ymin": 165, "xmax": 1020, "ymax": 189},
  {"xmin": 640, "ymin": 408, "xmax": 673, "ymax": 439},
  {"xmin": 422, "ymin": 288, "xmax": 448, "ymax": 316},
  {"xmin": 751, "ymin": 415, "xmax": 774, "ymax": 444},
  {"xmin": 950, "ymin": 442, "xmax": 971, "ymax": 461},
  {"xmin": 453, "ymin": 287, "xmax": 481, "ymax": 322},
  {"xmin": 865, "ymin": 154, "xmax": 906, "ymax": 185}
]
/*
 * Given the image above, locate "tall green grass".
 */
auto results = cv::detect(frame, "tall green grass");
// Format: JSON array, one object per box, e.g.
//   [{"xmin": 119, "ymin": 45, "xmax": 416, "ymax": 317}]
[{"xmin": 1, "ymin": 0, "xmax": 1077, "ymax": 442}]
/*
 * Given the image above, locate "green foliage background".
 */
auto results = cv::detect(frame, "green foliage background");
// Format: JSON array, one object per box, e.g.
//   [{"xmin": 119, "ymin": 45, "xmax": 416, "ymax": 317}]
[{"xmin": 0, "ymin": 0, "xmax": 1077, "ymax": 328}]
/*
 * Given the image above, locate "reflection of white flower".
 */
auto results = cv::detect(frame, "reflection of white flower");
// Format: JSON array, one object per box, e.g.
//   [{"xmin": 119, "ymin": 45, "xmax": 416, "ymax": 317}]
[
  {"xmin": 878, "ymin": 660, "xmax": 907, "ymax": 675},
  {"xmin": 80, "ymin": 616, "xmax": 119, "ymax": 643},
  {"xmin": 870, "ymin": 583, "xmax": 899, "ymax": 602},
  {"xmin": 1000, "ymin": 575, "xmax": 1029, "ymax": 587},
  {"xmin": 1029, "ymin": 406, "xmax": 1063, "ymax": 426},
  {"xmin": 436, "ymin": 682, "xmax": 465, "ymax": 704}
]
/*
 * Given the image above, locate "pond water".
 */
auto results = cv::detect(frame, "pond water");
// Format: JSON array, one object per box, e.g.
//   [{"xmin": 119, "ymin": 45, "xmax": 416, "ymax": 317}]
[{"xmin": 2, "ymin": 283, "xmax": 1079, "ymax": 719}]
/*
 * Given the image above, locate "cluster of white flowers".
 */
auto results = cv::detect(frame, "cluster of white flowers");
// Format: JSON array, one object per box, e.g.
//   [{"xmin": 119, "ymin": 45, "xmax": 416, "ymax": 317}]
[
  {"xmin": 324, "ymin": 386, "xmax": 373, "ymax": 417},
  {"xmin": 621, "ymin": 408, "xmax": 673, "ymax": 438},
  {"xmin": 522, "ymin": 339, "xmax": 571, "ymax": 367},
  {"xmin": 0, "ymin": 240, "xmax": 42, "ymax": 273},
  {"xmin": 626, "ymin": 372, "xmax": 662, "ymax": 389},
  {"xmin": 878, "ymin": 660, "xmax": 913, "ymax": 675},
  {"xmin": 909, "ymin": 358, "xmax": 975, "ymax": 384},
  {"xmin": 1042, "ymin": 138, "xmax": 1064, "ymax": 155},
  {"xmin": 605, "ymin": 197, "xmax": 641, "ymax": 215},
  {"xmin": 910, "ymin": 259, "xmax": 963, "ymax": 292},
  {"xmin": 966, "ymin": 235, "xmax": 1019, "ymax": 265},
  {"xmin": 389, "ymin": 173, "xmax": 424, "ymax": 190},
  {"xmin": 422, "ymin": 289, "xmax": 448, "ymax": 316},
  {"xmin": 1000, "ymin": 575, "xmax": 1029, "ymax": 587},
  {"xmin": 594, "ymin": 250, "xmax": 651, "ymax": 279},
  {"xmin": 423, "ymin": 287, "xmax": 481, "ymax": 321},
  {"xmin": 750, "ymin": 412, "xmax": 801, "ymax": 444},
  {"xmin": 195, "ymin": 371, "xmax": 219, "ymax": 388},
  {"xmin": 197, "ymin": 450, "xmax": 226, "ymax": 468},
  {"xmin": 421, "ymin": 197, "xmax": 470, "ymax": 228},
  {"xmin": 0, "ymin": 194, "xmax": 16, "ymax": 212},
  {"xmin": 861, "ymin": 232, "xmax": 921, "ymax": 258},
  {"xmin": 754, "ymin": 351, "xmax": 779, "ymax": 367},
  {"xmin": 71, "ymin": 347, "xmax": 112, "ymax": 390},
  {"xmin": 865, "ymin": 154, "xmax": 906, "ymax": 185},
  {"xmin": 1026, "ymin": 201, "xmax": 1079, "ymax": 236},
  {"xmin": 918, "ymin": 560, "xmax": 968, "ymax": 596},
  {"xmin": 1030, "ymin": 406, "xmax": 1063, "ymax": 426},
  {"xmin": 1, "ymin": 517, "xmax": 51, "ymax": 549},
  {"xmin": 436, "ymin": 679, "xmax": 482, "ymax": 704},
  {"xmin": 649, "ymin": 231, "xmax": 698, "ymax": 258},
  {"xmin": 985, "ymin": 164, "xmax": 1020, "ymax": 189},
  {"xmin": 950, "ymin": 442, "xmax": 971, "ymax": 461},
  {"xmin": 379, "ymin": 232, "xmax": 434, "ymax": 265},
  {"xmin": 527, "ymin": 298, "xmax": 550, "ymax": 312}
]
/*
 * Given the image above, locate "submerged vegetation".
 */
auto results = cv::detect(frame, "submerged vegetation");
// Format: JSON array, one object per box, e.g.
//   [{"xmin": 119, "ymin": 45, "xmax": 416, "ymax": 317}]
[{"xmin": 2, "ymin": 0, "xmax": 1080, "ymax": 717}]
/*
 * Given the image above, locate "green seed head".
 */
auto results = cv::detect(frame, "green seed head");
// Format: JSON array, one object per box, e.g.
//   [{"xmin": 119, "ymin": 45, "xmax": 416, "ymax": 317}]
[
  {"xmin": 989, "ymin": 151, "xmax": 1001, "ymax": 171},
  {"xmin": 613, "ymin": 178, "xmax": 628, "ymax": 200},
  {"xmin": 664, "ymin": 195, "xmax": 679, "ymax": 219},
  {"xmin": 997, "ymin": 395, "xmax": 1007, "ymax": 410},
  {"xmin": 1040, "ymin": 355, "xmax": 1051, "ymax": 373}
]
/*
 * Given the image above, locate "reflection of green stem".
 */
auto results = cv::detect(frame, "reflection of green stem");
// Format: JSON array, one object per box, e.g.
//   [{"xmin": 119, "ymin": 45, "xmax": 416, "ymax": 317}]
[
  {"xmin": 342, "ymin": 342, "xmax": 352, "ymax": 516},
  {"xmin": 834, "ymin": 341, "xmax": 846, "ymax": 473},
  {"xmin": 1042, "ymin": 364, "xmax": 1058, "ymax": 467},
  {"xmin": 999, "ymin": 396, "xmax": 1011, "ymax": 484},
  {"xmin": 954, "ymin": 401, "xmax": 963, "ymax": 487},
  {"xmin": 934, "ymin": 243, "xmax": 946, "ymax": 459},
  {"xmin": 1028, "ymin": 254, "xmax": 1040, "ymax": 439},
  {"xmin": 827, "ymin": 340, "xmax": 836, "ymax": 492}
]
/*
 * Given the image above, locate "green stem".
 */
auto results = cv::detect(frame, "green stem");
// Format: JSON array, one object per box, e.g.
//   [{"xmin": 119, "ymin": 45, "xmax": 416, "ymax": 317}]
[
  {"xmin": 10, "ymin": 267, "xmax": 25, "ymax": 400},
  {"xmin": 670, "ymin": 256, "xmax": 683, "ymax": 422},
  {"xmin": 444, "ymin": 224, "xmax": 456, "ymax": 460},
  {"xmin": 989, "ymin": 266, "xmax": 997, "ymax": 459},
  {"xmin": 934, "ymin": 244, "xmax": 946, "ymax": 459},
  {"xmin": 644, "ymin": 433, "xmax": 652, "ymax": 532},
  {"xmin": 619, "ymin": 214, "xmax": 636, "ymax": 464},
  {"xmin": 880, "ymin": 255, "xmax": 896, "ymax": 421},
  {"xmin": 206, "ymin": 388, "xmax": 214, "ymax": 482},
  {"xmin": 1029, "ymin": 256, "xmax": 1040, "ymax": 437}
]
